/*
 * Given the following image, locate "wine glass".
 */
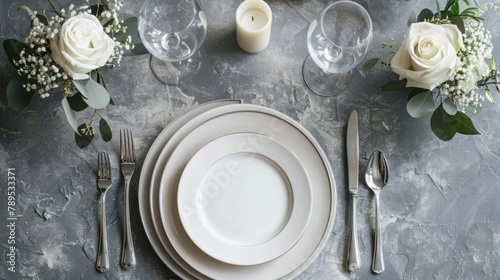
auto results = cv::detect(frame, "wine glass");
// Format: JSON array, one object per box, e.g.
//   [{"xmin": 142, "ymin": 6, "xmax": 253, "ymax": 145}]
[
  {"xmin": 138, "ymin": 0, "xmax": 207, "ymax": 85},
  {"xmin": 303, "ymin": 1, "xmax": 373, "ymax": 96}
]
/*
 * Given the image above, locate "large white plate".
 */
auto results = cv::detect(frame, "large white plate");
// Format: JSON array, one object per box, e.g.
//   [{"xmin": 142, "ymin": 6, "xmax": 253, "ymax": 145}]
[
  {"xmin": 138, "ymin": 99, "xmax": 241, "ymax": 280},
  {"xmin": 178, "ymin": 133, "xmax": 312, "ymax": 266},
  {"xmin": 156, "ymin": 104, "xmax": 336, "ymax": 279}
]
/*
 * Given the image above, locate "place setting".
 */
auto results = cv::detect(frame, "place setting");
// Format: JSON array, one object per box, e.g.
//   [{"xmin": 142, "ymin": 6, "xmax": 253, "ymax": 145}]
[{"xmin": 2, "ymin": 0, "xmax": 500, "ymax": 279}]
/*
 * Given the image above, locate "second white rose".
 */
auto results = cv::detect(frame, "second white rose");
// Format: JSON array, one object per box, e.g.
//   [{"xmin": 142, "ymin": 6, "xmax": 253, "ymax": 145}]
[
  {"xmin": 391, "ymin": 22, "xmax": 464, "ymax": 91},
  {"xmin": 50, "ymin": 13, "xmax": 115, "ymax": 80}
]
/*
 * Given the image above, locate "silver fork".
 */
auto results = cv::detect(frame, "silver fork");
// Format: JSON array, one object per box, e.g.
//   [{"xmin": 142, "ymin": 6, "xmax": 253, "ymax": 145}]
[
  {"xmin": 120, "ymin": 129, "xmax": 136, "ymax": 269},
  {"xmin": 96, "ymin": 152, "xmax": 112, "ymax": 272}
]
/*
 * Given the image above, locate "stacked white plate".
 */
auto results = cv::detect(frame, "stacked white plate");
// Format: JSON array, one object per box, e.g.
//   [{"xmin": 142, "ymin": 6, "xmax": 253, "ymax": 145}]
[{"xmin": 138, "ymin": 100, "xmax": 337, "ymax": 279}]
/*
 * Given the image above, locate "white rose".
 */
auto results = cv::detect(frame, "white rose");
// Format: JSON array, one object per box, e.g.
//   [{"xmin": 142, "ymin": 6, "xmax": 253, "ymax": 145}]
[
  {"xmin": 50, "ymin": 13, "xmax": 115, "ymax": 80},
  {"xmin": 391, "ymin": 22, "xmax": 464, "ymax": 90}
]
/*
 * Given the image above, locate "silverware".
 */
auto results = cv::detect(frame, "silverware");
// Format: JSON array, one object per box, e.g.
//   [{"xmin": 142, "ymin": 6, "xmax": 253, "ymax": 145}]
[
  {"xmin": 346, "ymin": 110, "xmax": 360, "ymax": 272},
  {"xmin": 96, "ymin": 152, "xmax": 112, "ymax": 272},
  {"xmin": 365, "ymin": 150, "xmax": 389, "ymax": 274},
  {"xmin": 120, "ymin": 129, "xmax": 136, "ymax": 269}
]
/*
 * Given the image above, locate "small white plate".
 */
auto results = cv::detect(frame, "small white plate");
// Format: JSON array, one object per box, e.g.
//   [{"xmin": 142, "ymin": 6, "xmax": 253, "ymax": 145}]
[{"xmin": 178, "ymin": 133, "xmax": 312, "ymax": 266}]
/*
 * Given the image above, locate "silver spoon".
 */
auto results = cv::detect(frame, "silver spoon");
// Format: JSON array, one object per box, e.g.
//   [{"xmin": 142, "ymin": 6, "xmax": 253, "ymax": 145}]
[{"xmin": 365, "ymin": 150, "xmax": 389, "ymax": 274}]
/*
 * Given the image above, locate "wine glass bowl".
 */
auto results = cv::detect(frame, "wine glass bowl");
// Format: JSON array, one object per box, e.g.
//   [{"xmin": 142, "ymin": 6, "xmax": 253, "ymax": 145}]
[
  {"xmin": 139, "ymin": 0, "xmax": 207, "ymax": 85},
  {"xmin": 303, "ymin": 1, "xmax": 373, "ymax": 96}
]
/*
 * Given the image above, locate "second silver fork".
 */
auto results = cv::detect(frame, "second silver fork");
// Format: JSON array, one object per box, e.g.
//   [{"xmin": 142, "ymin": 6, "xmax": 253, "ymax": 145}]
[{"xmin": 120, "ymin": 129, "xmax": 136, "ymax": 269}]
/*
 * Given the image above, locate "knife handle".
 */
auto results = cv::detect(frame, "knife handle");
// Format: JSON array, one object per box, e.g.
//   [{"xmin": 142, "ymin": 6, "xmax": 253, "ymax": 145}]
[{"xmin": 347, "ymin": 194, "xmax": 360, "ymax": 272}]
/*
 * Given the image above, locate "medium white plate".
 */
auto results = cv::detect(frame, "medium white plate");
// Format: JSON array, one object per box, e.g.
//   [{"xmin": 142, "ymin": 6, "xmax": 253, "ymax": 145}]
[
  {"xmin": 138, "ymin": 100, "xmax": 241, "ymax": 280},
  {"xmin": 156, "ymin": 104, "xmax": 336, "ymax": 280},
  {"xmin": 178, "ymin": 133, "xmax": 312, "ymax": 266}
]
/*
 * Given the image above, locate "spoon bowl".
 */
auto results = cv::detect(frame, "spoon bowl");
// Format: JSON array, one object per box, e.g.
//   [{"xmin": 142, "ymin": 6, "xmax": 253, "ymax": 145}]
[{"xmin": 365, "ymin": 150, "xmax": 389, "ymax": 274}]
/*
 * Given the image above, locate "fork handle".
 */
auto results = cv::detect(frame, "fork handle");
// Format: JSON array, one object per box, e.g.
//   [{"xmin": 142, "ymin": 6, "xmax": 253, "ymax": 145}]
[
  {"xmin": 96, "ymin": 192, "xmax": 109, "ymax": 272},
  {"xmin": 121, "ymin": 176, "xmax": 136, "ymax": 269}
]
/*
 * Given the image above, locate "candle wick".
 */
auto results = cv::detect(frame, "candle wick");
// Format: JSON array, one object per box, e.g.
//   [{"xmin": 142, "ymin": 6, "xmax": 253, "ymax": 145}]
[{"xmin": 252, "ymin": 16, "xmax": 254, "ymax": 21}]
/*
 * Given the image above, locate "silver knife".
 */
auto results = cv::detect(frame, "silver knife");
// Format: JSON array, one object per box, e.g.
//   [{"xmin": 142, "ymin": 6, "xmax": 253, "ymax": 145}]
[{"xmin": 346, "ymin": 110, "xmax": 360, "ymax": 272}]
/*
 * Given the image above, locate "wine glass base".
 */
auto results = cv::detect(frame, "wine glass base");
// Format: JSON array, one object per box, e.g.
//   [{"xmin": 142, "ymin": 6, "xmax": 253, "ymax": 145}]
[
  {"xmin": 149, "ymin": 51, "xmax": 203, "ymax": 86},
  {"xmin": 302, "ymin": 55, "xmax": 352, "ymax": 97}
]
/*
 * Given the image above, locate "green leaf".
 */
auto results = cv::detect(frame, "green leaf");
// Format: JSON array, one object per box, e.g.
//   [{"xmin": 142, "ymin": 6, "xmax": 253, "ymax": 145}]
[
  {"xmin": 451, "ymin": 1, "xmax": 460, "ymax": 16},
  {"xmin": 67, "ymin": 92, "xmax": 89, "ymax": 111},
  {"xmin": 442, "ymin": 98, "xmax": 458, "ymax": 115},
  {"xmin": 454, "ymin": 111, "xmax": 480, "ymax": 135},
  {"xmin": 131, "ymin": 43, "xmax": 149, "ymax": 55},
  {"xmin": 89, "ymin": 4, "xmax": 106, "ymax": 16},
  {"xmin": 417, "ymin": 8, "xmax": 434, "ymax": 22},
  {"xmin": 382, "ymin": 79, "xmax": 407, "ymax": 91},
  {"xmin": 408, "ymin": 10, "xmax": 417, "ymax": 27},
  {"xmin": 62, "ymin": 97, "xmax": 79, "ymax": 134},
  {"xmin": 99, "ymin": 118, "xmax": 112, "ymax": 142},
  {"xmin": 75, "ymin": 123, "xmax": 94, "ymax": 149},
  {"xmin": 407, "ymin": 90, "xmax": 435, "ymax": 118},
  {"xmin": 361, "ymin": 58, "xmax": 380, "ymax": 72},
  {"xmin": 73, "ymin": 79, "xmax": 111, "ymax": 109},
  {"xmin": 113, "ymin": 17, "xmax": 138, "ymax": 41},
  {"xmin": 6, "ymin": 75, "xmax": 35, "ymax": 110},
  {"xmin": 408, "ymin": 88, "xmax": 429, "ymax": 101},
  {"xmin": 449, "ymin": 17, "xmax": 465, "ymax": 34},
  {"xmin": 3, "ymin": 39, "xmax": 34, "ymax": 68},
  {"xmin": 485, "ymin": 89, "xmax": 495, "ymax": 103},
  {"xmin": 430, "ymin": 103, "xmax": 457, "ymax": 141}
]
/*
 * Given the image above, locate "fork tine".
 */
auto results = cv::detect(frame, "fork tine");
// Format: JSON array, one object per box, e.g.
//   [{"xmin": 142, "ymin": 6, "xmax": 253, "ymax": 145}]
[
  {"xmin": 127, "ymin": 130, "xmax": 135, "ymax": 161},
  {"xmin": 120, "ymin": 129, "xmax": 135, "ymax": 162},
  {"xmin": 98, "ymin": 152, "xmax": 103, "ymax": 179},
  {"xmin": 120, "ymin": 130, "xmax": 125, "ymax": 161},
  {"xmin": 105, "ymin": 152, "xmax": 112, "ymax": 179}
]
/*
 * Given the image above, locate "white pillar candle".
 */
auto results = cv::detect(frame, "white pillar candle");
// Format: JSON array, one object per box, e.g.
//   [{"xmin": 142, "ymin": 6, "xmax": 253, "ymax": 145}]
[{"xmin": 236, "ymin": 0, "xmax": 272, "ymax": 53}]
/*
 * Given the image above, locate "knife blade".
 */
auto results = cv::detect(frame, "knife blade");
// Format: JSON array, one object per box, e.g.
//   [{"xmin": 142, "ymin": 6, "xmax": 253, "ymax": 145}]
[{"xmin": 346, "ymin": 110, "xmax": 360, "ymax": 272}]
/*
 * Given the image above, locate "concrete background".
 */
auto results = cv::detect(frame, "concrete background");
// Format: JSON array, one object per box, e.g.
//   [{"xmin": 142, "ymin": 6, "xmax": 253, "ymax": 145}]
[{"xmin": 1, "ymin": 0, "xmax": 499, "ymax": 279}]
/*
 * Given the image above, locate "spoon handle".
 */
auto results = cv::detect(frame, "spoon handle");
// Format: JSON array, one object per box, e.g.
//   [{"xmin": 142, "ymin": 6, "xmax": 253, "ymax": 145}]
[
  {"xmin": 346, "ymin": 194, "xmax": 360, "ymax": 272},
  {"xmin": 372, "ymin": 192, "xmax": 385, "ymax": 274}
]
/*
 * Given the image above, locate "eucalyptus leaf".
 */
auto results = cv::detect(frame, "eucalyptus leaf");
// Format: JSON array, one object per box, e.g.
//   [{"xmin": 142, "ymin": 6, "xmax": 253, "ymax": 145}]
[
  {"xmin": 450, "ymin": 17, "xmax": 465, "ymax": 33},
  {"xmin": 454, "ymin": 112, "xmax": 480, "ymax": 135},
  {"xmin": 3, "ymin": 39, "xmax": 34, "ymax": 68},
  {"xmin": 408, "ymin": 88, "xmax": 429, "ymax": 101},
  {"xmin": 417, "ymin": 8, "xmax": 434, "ymax": 22},
  {"xmin": 67, "ymin": 92, "xmax": 89, "ymax": 111},
  {"xmin": 361, "ymin": 58, "xmax": 380, "ymax": 72},
  {"xmin": 62, "ymin": 97, "xmax": 79, "ymax": 134},
  {"xmin": 73, "ymin": 79, "xmax": 111, "ymax": 109},
  {"xmin": 99, "ymin": 118, "xmax": 112, "ymax": 142},
  {"xmin": 75, "ymin": 124, "xmax": 94, "ymax": 149},
  {"xmin": 6, "ymin": 75, "xmax": 35, "ymax": 110},
  {"xmin": 430, "ymin": 104, "xmax": 456, "ymax": 141},
  {"xmin": 442, "ymin": 98, "xmax": 458, "ymax": 115},
  {"xmin": 407, "ymin": 90, "xmax": 435, "ymax": 118},
  {"xmin": 382, "ymin": 79, "xmax": 407, "ymax": 91}
]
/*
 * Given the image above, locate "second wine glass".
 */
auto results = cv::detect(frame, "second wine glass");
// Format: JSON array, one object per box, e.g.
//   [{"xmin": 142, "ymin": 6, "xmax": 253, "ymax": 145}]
[
  {"xmin": 303, "ymin": 1, "xmax": 373, "ymax": 96},
  {"xmin": 139, "ymin": 0, "xmax": 207, "ymax": 85}
]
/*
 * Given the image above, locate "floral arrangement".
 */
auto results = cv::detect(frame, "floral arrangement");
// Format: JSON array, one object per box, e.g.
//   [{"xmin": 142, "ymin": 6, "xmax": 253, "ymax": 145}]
[
  {"xmin": 363, "ymin": 0, "xmax": 499, "ymax": 141},
  {"xmin": 3, "ymin": 0, "xmax": 138, "ymax": 148}
]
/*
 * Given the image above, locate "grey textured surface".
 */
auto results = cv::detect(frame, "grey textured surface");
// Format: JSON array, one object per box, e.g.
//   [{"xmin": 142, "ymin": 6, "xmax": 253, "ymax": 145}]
[{"xmin": 1, "ymin": 0, "xmax": 500, "ymax": 279}]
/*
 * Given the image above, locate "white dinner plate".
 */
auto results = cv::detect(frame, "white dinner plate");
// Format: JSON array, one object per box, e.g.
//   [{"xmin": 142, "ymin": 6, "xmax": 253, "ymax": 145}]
[
  {"xmin": 138, "ymin": 99, "xmax": 241, "ymax": 280},
  {"xmin": 178, "ymin": 133, "xmax": 312, "ymax": 266},
  {"xmin": 155, "ymin": 104, "xmax": 336, "ymax": 279}
]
